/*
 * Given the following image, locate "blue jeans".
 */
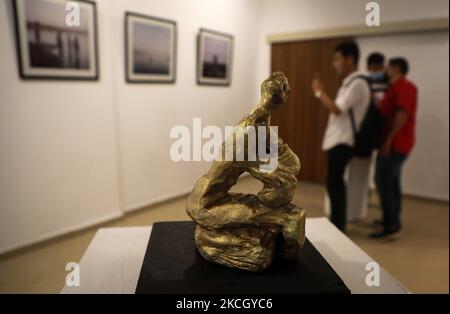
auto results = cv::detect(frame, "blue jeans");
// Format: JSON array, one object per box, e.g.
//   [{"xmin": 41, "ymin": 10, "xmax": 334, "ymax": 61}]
[{"xmin": 375, "ymin": 152, "xmax": 407, "ymax": 228}]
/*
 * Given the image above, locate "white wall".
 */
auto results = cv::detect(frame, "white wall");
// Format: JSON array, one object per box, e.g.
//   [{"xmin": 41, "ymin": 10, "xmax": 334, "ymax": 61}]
[
  {"xmin": 0, "ymin": 0, "xmax": 261, "ymax": 254},
  {"xmin": 358, "ymin": 32, "xmax": 449, "ymax": 200},
  {"xmin": 0, "ymin": 0, "xmax": 123, "ymax": 253},
  {"xmin": 256, "ymin": 0, "xmax": 449, "ymax": 200},
  {"xmin": 110, "ymin": 0, "xmax": 262, "ymax": 211}
]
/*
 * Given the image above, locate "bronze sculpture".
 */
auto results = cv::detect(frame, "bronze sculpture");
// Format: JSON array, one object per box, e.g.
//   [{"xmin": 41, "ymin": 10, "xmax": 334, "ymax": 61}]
[{"xmin": 186, "ymin": 72, "xmax": 306, "ymax": 272}]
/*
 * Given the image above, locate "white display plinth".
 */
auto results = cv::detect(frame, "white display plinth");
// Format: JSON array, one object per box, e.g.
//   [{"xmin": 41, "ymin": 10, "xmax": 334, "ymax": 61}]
[
  {"xmin": 60, "ymin": 218, "xmax": 409, "ymax": 294},
  {"xmin": 325, "ymin": 155, "xmax": 375, "ymax": 222}
]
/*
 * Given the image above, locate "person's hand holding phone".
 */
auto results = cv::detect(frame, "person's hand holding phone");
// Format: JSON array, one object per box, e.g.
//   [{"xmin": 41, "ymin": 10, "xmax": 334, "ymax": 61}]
[
  {"xmin": 311, "ymin": 73, "xmax": 324, "ymax": 98},
  {"xmin": 311, "ymin": 80, "xmax": 322, "ymax": 93}
]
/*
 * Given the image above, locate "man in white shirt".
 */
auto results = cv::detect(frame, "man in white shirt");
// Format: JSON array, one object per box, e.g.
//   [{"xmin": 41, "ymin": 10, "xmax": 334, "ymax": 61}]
[{"xmin": 311, "ymin": 41, "xmax": 370, "ymax": 232}]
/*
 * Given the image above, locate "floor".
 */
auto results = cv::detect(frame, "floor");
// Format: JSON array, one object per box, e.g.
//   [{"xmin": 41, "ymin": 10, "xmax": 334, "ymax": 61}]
[{"xmin": 0, "ymin": 176, "xmax": 448, "ymax": 293}]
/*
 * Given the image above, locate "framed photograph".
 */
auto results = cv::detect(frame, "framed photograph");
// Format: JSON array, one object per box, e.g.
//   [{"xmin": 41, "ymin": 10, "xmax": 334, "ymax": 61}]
[
  {"xmin": 197, "ymin": 28, "xmax": 233, "ymax": 86},
  {"xmin": 12, "ymin": 0, "xmax": 99, "ymax": 80},
  {"xmin": 125, "ymin": 12, "xmax": 177, "ymax": 83}
]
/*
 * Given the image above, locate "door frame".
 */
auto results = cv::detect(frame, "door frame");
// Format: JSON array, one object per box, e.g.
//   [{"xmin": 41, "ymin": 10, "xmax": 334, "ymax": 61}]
[{"xmin": 267, "ymin": 17, "xmax": 448, "ymax": 44}]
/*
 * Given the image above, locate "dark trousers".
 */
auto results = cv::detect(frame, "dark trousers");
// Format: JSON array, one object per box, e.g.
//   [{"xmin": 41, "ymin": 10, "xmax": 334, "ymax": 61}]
[
  {"xmin": 326, "ymin": 144, "xmax": 353, "ymax": 232},
  {"xmin": 375, "ymin": 152, "xmax": 407, "ymax": 228}
]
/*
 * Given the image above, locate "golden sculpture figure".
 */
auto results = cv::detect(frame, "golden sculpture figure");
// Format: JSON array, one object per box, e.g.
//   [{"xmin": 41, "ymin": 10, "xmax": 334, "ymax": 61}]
[{"xmin": 186, "ymin": 72, "xmax": 306, "ymax": 272}]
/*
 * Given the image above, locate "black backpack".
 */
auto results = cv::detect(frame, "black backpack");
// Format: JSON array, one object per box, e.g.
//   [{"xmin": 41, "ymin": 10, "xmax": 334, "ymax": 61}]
[{"xmin": 347, "ymin": 75, "xmax": 384, "ymax": 158}]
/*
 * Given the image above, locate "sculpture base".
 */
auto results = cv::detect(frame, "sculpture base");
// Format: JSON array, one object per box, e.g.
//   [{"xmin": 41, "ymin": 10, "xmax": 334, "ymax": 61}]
[{"xmin": 135, "ymin": 221, "xmax": 350, "ymax": 294}]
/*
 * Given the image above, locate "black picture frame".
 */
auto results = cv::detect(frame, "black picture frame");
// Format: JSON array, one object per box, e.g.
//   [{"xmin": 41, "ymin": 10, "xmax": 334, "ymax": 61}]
[
  {"xmin": 125, "ymin": 12, "xmax": 177, "ymax": 84},
  {"xmin": 197, "ymin": 28, "xmax": 233, "ymax": 86},
  {"xmin": 12, "ymin": 0, "xmax": 99, "ymax": 81}
]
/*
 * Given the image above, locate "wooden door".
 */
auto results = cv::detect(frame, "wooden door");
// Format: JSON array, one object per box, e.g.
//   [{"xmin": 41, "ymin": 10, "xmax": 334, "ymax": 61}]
[{"xmin": 270, "ymin": 37, "xmax": 352, "ymax": 184}]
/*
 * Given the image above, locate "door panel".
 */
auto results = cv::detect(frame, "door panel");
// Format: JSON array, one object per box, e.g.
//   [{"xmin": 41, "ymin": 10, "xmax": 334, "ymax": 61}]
[{"xmin": 270, "ymin": 38, "xmax": 352, "ymax": 184}]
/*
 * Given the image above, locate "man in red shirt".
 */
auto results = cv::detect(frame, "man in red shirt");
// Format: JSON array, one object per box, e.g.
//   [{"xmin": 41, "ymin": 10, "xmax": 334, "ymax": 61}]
[{"xmin": 370, "ymin": 57, "xmax": 418, "ymax": 239}]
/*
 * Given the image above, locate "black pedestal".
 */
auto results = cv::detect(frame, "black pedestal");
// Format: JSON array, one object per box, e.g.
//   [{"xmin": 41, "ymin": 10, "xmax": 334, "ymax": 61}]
[{"xmin": 135, "ymin": 221, "xmax": 350, "ymax": 294}]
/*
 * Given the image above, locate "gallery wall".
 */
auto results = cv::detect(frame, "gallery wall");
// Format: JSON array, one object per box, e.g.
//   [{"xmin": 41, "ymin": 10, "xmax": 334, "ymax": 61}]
[
  {"xmin": 256, "ymin": 0, "xmax": 450, "ymax": 201},
  {"xmin": 110, "ymin": 0, "xmax": 262, "ymax": 212},
  {"xmin": 0, "ymin": 0, "xmax": 122, "ymax": 254},
  {"xmin": 0, "ymin": 0, "xmax": 262, "ymax": 254}
]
